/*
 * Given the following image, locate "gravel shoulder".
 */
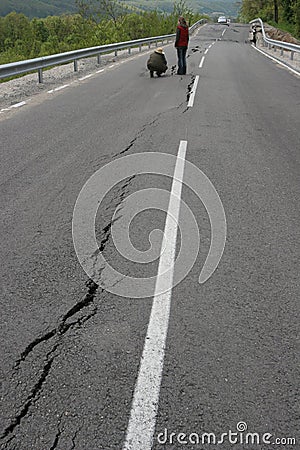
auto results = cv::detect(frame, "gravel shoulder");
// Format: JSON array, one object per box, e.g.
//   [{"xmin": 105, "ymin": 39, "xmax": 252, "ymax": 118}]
[{"xmin": 0, "ymin": 45, "xmax": 155, "ymax": 111}]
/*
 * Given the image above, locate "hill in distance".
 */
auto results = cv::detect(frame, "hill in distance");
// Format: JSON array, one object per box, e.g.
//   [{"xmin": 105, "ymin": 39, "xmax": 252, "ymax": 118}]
[
  {"xmin": 124, "ymin": 0, "xmax": 239, "ymax": 16},
  {"xmin": 0, "ymin": 0, "xmax": 239, "ymax": 19}
]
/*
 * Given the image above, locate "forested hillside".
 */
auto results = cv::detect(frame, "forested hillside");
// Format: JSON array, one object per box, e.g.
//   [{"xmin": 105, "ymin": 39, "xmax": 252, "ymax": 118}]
[
  {"xmin": 0, "ymin": 3, "xmax": 205, "ymax": 66},
  {"xmin": 1, "ymin": 0, "xmax": 298, "ymax": 71},
  {"xmin": 0, "ymin": 0, "xmax": 77, "ymax": 18},
  {"xmin": 123, "ymin": 0, "xmax": 239, "ymax": 15},
  {"xmin": 240, "ymin": 0, "xmax": 300, "ymax": 37},
  {"xmin": 0, "ymin": 0, "xmax": 239, "ymax": 19}
]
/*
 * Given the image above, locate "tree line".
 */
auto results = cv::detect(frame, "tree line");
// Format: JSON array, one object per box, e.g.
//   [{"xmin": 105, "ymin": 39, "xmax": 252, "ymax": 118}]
[
  {"xmin": 240, "ymin": 0, "xmax": 300, "ymax": 36},
  {"xmin": 0, "ymin": 0, "xmax": 205, "ymax": 65}
]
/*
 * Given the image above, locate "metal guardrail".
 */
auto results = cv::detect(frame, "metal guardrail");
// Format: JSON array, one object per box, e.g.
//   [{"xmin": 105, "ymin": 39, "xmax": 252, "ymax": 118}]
[
  {"xmin": 0, "ymin": 19, "xmax": 206, "ymax": 83},
  {"xmin": 250, "ymin": 18, "xmax": 300, "ymax": 60}
]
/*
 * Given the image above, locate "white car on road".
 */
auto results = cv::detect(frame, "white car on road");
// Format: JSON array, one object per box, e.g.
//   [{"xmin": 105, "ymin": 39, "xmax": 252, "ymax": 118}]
[{"xmin": 218, "ymin": 16, "xmax": 229, "ymax": 25}]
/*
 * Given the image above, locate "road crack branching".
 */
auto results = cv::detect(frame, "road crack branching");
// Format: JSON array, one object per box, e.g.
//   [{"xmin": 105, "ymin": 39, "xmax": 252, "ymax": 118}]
[
  {"xmin": 48, "ymin": 414, "xmax": 64, "ymax": 450},
  {"xmin": 14, "ymin": 278, "xmax": 99, "ymax": 370},
  {"xmin": 113, "ymin": 118, "xmax": 160, "ymax": 158},
  {"xmin": 49, "ymin": 429, "xmax": 62, "ymax": 450},
  {"xmin": 1, "ymin": 358, "xmax": 55, "ymax": 439},
  {"xmin": 181, "ymin": 75, "xmax": 196, "ymax": 113},
  {"xmin": 1, "ymin": 177, "xmax": 135, "ymax": 444},
  {"xmin": 70, "ymin": 427, "xmax": 81, "ymax": 450},
  {"xmin": 186, "ymin": 75, "xmax": 196, "ymax": 104}
]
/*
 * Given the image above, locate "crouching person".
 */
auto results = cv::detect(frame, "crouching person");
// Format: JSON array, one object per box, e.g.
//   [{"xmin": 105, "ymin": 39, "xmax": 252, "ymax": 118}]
[{"xmin": 147, "ymin": 48, "xmax": 168, "ymax": 78}]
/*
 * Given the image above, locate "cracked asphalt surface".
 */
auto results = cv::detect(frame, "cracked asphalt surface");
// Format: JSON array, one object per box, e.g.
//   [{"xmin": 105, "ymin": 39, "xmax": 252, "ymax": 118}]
[{"xmin": 0, "ymin": 23, "xmax": 299, "ymax": 449}]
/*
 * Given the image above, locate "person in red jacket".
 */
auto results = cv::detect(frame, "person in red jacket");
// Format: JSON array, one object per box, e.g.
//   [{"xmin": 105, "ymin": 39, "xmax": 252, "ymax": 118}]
[{"xmin": 175, "ymin": 16, "xmax": 189, "ymax": 75}]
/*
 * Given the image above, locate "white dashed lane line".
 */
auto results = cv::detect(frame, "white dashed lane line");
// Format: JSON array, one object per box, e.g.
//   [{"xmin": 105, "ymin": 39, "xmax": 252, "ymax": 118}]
[
  {"xmin": 123, "ymin": 140, "xmax": 188, "ymax": 450},
  {"xmin": 187, "ymin": 75, "xmax": 199, "ymax": 108},
  {"xmin": 200, "ymin": 40, "xmax": 215, "ymax": 68},
  {"xmin": 199, "ymin": 56, "xmax": 205, "ymax": 68},
  {"xmin": 190, "ymin": 37, "xmax": 217, "ymax": 108}
]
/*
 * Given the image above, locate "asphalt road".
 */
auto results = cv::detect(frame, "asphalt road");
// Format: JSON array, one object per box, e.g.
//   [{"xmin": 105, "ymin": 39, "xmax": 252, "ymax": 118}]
[{"xmin": 0, "ymin": 23, "xmax": 299, "ymax": 450}]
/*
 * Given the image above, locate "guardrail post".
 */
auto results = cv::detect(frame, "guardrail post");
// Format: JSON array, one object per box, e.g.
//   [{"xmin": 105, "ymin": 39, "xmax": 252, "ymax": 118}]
[
  {"xmin": 74, "ymin": 60, "xmax": 78, "ymax": 72},
  {"xmin": 115, "ymin": 50, "xmax": 118, "ymax": 57},
  {"xmin": 281, "ymin": 48, "xmax": 283, "ymax": 55},
  {"xmin": 128, "ymin": 47, "xmax": 131, "ymax": 54},
  {"xmin": 38, "ymin": 68, "xmax": 43, "ymax": 83},
  {"xmin": 148, "ymin": 43, "xmax": 151, "ymax": 49},
  {"xmin": 97, "ymin": 54, "xmax": 101, "ymax": 64},
  {"xmin": 291, "ymin": 51, "xmax": 294, "ymax": 60},
  {"xmin": 139, "ymin": 45, "xmax": 142, "ymax": 52}
]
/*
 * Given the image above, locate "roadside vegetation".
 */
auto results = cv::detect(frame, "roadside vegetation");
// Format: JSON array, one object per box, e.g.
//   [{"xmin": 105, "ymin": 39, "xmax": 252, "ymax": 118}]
[
  {"xmin": 0, "ymin": 0, "xmax": 206, "ymax": 65},
  {"xmin": 240, "ymin": 0, "xmax": 300, "ymax": 38}
]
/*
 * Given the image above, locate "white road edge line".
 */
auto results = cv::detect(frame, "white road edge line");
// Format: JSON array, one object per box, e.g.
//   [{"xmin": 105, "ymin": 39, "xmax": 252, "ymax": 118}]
[
  {"xmin": 252, "ymin": 45, "xmax": 300, "ymax": 76},
  {"xmin": 199, "ymin": 56, "xmax": 205, "ymax": 68},
  {"xmin": 54, "ymin": 84, "xmax": 69, "ymax": 91},
  {"xmin": 123, "ymin": 140, "xmax": 187, "ymax": 450},
  {"xmin": 188, "ymin": 75, "xmax": 200, "ymax": 108},
  {"xmin": 204, "ymin": 48, "xmax": 209, "ymax": 55},
  {"xmin": 11, "ymin": 101, "xmax": 26, "ymax": 108},
  {"xmin": 79, "ymin": 74, "xmax": 93, "ymax": 80}
]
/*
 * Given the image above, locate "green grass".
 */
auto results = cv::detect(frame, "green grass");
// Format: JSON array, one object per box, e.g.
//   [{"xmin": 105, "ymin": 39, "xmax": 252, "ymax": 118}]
[{"xmin": 268, "ymin": 20, "xmax": 298, "ymax": 38}]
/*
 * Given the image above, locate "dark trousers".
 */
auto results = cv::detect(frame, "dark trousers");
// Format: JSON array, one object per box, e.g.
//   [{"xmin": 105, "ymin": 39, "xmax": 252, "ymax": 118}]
[{"xmin": 176, "ymin": 47, "xmax": 187, "ymax": 74}]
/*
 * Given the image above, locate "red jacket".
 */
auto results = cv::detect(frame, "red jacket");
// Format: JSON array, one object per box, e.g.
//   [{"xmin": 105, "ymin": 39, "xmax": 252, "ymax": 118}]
[{"xmin": 175, "ymin": 25, "xmax": 189, "ymax": 47}]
